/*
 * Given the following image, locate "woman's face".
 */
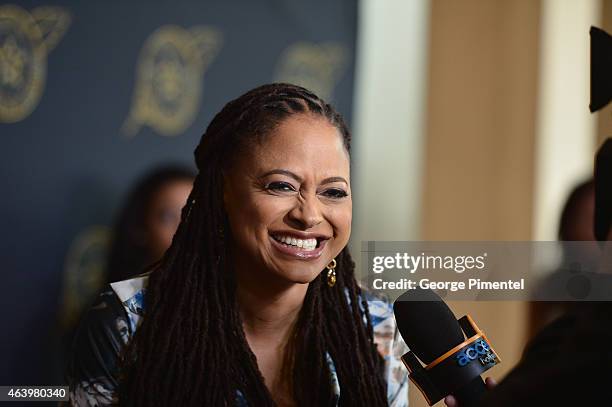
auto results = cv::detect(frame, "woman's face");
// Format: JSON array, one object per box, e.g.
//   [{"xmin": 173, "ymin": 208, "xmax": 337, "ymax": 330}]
[{"xmin": 224, "ymin": 114, "xmax": 351, "ymax": 285}]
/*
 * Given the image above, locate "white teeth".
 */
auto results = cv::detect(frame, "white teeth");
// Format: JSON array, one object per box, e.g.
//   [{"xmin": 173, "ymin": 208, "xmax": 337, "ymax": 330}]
[{"xmin": 274, "ymin": 235, "xmax": 318, "ymax": 251}]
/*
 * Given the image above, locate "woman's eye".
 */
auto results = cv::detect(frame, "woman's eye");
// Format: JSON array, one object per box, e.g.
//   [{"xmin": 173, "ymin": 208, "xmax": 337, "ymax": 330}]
[
  {"xmin": 266, "ymin": 181, "xmax": 295, "ymax": 192},
  {"xmin": 322, "ymin": 188, "xmax": 348, "ymax": 199}
]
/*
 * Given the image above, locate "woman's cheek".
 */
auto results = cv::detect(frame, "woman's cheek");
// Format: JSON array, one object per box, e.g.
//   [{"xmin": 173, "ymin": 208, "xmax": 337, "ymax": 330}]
[{"xmin": 331, "ymin": 203, "xmax": 352, "ymax": 230}]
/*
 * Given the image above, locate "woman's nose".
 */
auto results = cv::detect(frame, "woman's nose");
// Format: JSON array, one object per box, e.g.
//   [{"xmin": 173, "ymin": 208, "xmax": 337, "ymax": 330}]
[{"xmin": 287, "ymin": 194, "xmax": 324, "ymax": 229}]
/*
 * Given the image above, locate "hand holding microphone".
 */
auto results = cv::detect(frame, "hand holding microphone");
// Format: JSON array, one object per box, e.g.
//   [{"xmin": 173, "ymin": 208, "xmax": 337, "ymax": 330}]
[{"xmin": 393, "ymin": 288, "xmax": 500, "ymax": 407}]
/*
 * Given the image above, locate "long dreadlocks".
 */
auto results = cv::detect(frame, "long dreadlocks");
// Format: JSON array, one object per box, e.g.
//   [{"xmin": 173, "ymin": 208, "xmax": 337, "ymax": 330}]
[{"xmin": 118, "ymin": 83, "xmax": 389, "ymax": 406}]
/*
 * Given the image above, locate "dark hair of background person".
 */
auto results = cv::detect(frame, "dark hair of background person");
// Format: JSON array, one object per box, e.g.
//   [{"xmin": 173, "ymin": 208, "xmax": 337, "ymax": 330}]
[
  {"xmin": 556, "ymin": 178, "xmax": 598, "ymax": 267},
  {"xmin": 105, "ymin": 165, "xmax": 196, "ymax": 285},
  {"xmin": 529, "ymin": 178, "xmax": 597, "ymax": 338},
  {"xmin": 557, "ymin": 178, "xmax": 595, "ymax": 241},
  {"xmin": 118, "ymin": 84, "xmax": 389, "ymax": 407}
]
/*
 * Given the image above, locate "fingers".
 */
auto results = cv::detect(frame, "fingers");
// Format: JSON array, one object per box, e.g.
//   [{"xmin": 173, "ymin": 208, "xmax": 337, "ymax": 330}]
[
  {"xmin": 485, "ymin": 376, "xmax": 497, "ymax": 389},
  {"xmin": 444, "ymin": 395, "xmax": 458, "ymax": 407}
]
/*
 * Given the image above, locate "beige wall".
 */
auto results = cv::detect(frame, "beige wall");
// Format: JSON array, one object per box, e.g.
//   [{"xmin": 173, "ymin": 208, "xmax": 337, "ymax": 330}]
[
  {"xmin": 351, "ymin": 0, "xmax": 429, "ymax": 246},
  {"xmin": 414, "ymin": 0, "xmax": 540, "ymax": 405},
  {"xmin": 533, "ymin": 0, "xmax": 600, "ymax": 241},
  {"xmin": 422, "ymin": 0, "xmax": 539, "ymax": 241}
]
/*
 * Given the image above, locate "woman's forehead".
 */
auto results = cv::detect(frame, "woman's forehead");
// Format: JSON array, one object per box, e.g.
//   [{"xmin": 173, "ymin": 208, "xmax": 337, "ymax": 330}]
[{"xmin": 238, "ymin": 115, "xmax": 350, "ymax": 175}]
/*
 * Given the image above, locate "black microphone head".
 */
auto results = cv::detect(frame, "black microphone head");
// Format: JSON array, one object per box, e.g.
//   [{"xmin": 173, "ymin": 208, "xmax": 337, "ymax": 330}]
[
  {"xmin": 393, "ymin": 288, "xmax": 465, "ymax": 364},
  {"xmin": 590, "ymin": 26, "xmax": 612, "ymax": 113},
  {"xmin": 595, "ymin": 138, "xmax": 612, "ymax": 241}
]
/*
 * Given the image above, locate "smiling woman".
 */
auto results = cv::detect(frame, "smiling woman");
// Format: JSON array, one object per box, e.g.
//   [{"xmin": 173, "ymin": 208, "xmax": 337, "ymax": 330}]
[
  {"xmin": 224, "ymin": 114, "xmax": 352, "ymax": 287},
  {"xmin": 65, "ymin": 84, "xmax": 408, "ymax": 407}
]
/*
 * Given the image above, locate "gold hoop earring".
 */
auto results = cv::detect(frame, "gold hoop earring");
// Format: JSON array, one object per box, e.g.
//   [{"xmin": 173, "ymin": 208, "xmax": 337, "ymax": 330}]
[{"xmin": 326, "ymin": 258, "xmax": 337, "ymax": 287}]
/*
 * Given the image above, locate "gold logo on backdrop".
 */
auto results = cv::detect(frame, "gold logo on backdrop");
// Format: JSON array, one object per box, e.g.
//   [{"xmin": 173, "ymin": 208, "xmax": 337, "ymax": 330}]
[
  {"xmin": 122, "ymin": 25, "xmax": 222, "ymax": 137},
  {"xmin": 60, "ymin": 226, "xmax": 110, "ymax": 328},
  {"xmin": 0, "ymin": 5, "xmax": 70, "ymax": 123},
  {"xmin": 275, "ymin": 42, "xmax": 347, "ymax": 101}
]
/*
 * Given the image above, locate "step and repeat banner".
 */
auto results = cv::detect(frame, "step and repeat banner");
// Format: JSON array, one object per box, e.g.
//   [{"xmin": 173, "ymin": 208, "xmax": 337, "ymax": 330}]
[{"xmin": 0, "ymin": 0, "xmax": 356, "ymax": 384}]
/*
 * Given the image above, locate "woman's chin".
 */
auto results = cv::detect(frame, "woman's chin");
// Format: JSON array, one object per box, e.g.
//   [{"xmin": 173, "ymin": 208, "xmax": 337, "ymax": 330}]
[{"xmin": 269, "ymin": 266, "xmax": 323, "ymax": 285}]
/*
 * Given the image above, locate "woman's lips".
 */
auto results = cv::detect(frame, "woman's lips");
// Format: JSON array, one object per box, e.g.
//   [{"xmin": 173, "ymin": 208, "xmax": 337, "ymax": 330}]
[{"xmin": 269, "ymin": 235, "xmax": 327, "ymax": 259}]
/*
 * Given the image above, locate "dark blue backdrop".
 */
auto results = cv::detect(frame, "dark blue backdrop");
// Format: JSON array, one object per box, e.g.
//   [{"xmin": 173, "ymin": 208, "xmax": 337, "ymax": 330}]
[{"xmin": 0, "ymin": 0, "xmax": 356, "ymax": 385}]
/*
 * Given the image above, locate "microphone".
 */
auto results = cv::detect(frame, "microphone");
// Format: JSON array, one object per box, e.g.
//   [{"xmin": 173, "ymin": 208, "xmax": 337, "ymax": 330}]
[
  {"xmin": 590, "ymin": 27, "xmax": 612, "ymax": 113},
  {"xmin": 392, "ymin": 289, "xmax": 500, "ymax": 406}
]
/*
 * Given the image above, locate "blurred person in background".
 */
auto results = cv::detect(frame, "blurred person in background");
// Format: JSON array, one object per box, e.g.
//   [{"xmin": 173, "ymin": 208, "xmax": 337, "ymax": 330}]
[
  {"xmin": 446, "ymin": 141, "xmax": 612, "ymax": 406},
  {"xmin": 65, "ymin": 83, "xmax": 408, "ymax": 407},
  {"xmin": 105, "ymin": 165, "xmax": 196, "ymax": 285},
  {"xmin": 58, "ymin": 166, "xmax": 195, "ymax": 376},
  {"xmin": 528, "ymin": 178, "xmax": 599, "ymax": 337},
  {"xmin": 471, "ymin": 224, "xmax": 612, "ymax": 407}
]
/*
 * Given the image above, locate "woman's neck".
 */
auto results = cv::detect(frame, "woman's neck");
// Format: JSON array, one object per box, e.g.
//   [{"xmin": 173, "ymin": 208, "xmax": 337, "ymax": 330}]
[
  {"xmin": 234, "ymin": 268, "xmax": 307, "ymax": 407},
  {"xmin": 235, "ymin": 271, "xmax": 308, "ymax": 343}
]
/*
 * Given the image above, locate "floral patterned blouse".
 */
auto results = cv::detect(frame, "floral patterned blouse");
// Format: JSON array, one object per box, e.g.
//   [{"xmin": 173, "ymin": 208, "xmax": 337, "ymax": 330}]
[{"xmin": 65, "ymin": 273, "xmax": 409, "ymax": 406}]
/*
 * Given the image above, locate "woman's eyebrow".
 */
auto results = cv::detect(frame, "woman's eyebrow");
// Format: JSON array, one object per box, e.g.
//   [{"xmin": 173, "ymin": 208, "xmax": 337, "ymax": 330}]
[
  {"xmin": 260, "ymin": 170, "xmax": 348, "ymax": 186},
  {"xmin": 260, "ymin": 169, "xmax": 303, "ymax": 182},
  {"xmin": 321, "ymin": 176, "xmax": 348, "ymax": 185}
]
